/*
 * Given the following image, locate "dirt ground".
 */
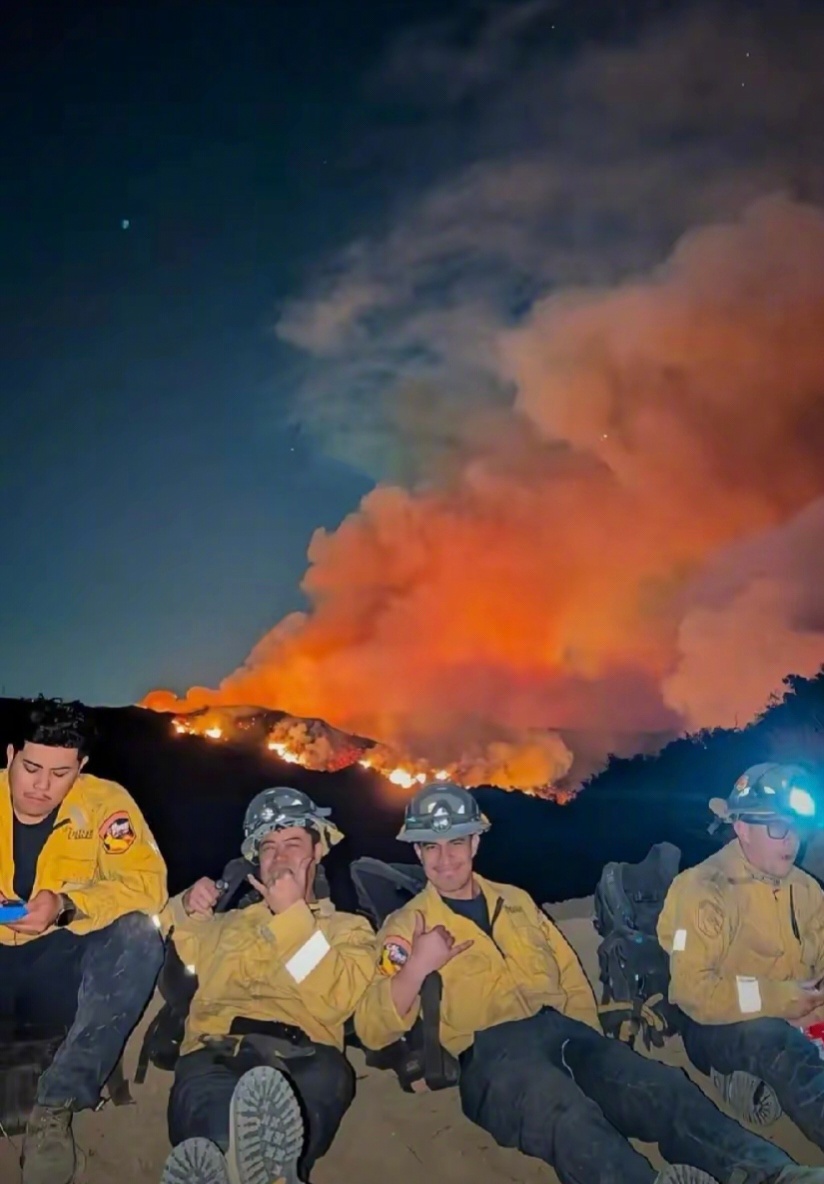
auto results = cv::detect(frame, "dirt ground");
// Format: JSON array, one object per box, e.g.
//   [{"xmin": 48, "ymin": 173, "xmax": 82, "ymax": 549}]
[{"xmin": 2, "ymin": 900, "xmax": 822, "ymax": 1183}]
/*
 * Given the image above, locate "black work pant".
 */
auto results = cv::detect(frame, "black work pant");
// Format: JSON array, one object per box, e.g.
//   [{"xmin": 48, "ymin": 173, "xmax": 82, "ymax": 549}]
[
  {"xmin": 684, "ymin": 1015, "xmax": 824, "ymax": 1153},
  {"xmin": 0, "ymin": 913, "xmax": 164, "ymax": 1111},
  {"xmin": 458, "ymin": 1009, "xmax": 793, "ymax": 1184},
  {"xmin": 168, "ymin": 1039, "xmax": 355, "ymax": 1177}
]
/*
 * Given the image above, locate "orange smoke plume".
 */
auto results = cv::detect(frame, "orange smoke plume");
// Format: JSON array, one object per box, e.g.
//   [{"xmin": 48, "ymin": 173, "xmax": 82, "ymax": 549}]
[{"xmin": 144, "ymin": 197, "xmax": 824, "ymax": 790}]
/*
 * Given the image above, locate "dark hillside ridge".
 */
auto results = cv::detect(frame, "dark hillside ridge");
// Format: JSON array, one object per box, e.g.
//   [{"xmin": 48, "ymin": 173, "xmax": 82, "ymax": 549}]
[{"xmin": 2, "ymin": 669, "xmax": 821, "ymax": 905}]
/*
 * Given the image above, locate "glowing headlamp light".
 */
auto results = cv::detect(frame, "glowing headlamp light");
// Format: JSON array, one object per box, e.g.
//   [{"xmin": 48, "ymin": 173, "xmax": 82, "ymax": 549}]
[{"xmin": 789, "ymin": 787, "xmax": 816, "ymax": 818}]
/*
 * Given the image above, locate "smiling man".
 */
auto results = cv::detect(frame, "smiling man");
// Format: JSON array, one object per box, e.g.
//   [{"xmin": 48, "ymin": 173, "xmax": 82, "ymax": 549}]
[
  {"xmin": 160, "ymin": 786, "xmax": 376, "ymax": 1184},
  {"xmin": 659, "ymin": 763, "xmax": 824, "ymax": 1152},
  {"xmin": 0, "ymin": 697, "xmax": 167, "ymax": 1184},
  {"xmin": 355, "ymin": 782, "xmax": 817, "ymax": 1184}
]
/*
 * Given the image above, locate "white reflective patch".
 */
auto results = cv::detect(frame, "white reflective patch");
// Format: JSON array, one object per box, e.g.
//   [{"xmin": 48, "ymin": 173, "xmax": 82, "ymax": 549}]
[
  {"xmin": 672, "ymin": 928, "xmax": 687, "ymax": 952},
  {"xmin": 185, "ymin": 964, "xmax": 196, "ymax": 976},
  {"xmin": 736, "ymin": 976, "xmax": 762, "ymax": 1014},
  {"xmin": 151, "ymin": 914, "xmax": 162, "ymax": 929},
  {"xmin": 285, "ymin": 929, "xmax": 331, "ymax": 983}
]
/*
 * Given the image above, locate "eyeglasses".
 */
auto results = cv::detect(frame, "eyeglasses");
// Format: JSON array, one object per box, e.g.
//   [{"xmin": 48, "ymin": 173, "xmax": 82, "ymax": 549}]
[
  {"xmin": 742, "ymin": 818, "xmax": 800, "ymax": 841},
  {"xmin": 767, "ymin": 820, "xmax": 798, "ymax": 840}
]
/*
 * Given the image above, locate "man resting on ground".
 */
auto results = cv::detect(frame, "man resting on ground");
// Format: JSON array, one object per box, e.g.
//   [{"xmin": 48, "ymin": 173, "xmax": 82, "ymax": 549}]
[
  {"xmin": 160, "ymin": 786, "xmax": 376, "ymax": 1184},
  {"xmin": 0, "ymin": 697, "xmax": 167, "ymax": 1184}
]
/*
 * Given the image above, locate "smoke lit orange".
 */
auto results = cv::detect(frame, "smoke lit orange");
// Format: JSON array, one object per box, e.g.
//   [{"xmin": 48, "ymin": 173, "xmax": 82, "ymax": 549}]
[{"xmin": 143, "ymin": 198, "xmax": 824, "ymax": 792}]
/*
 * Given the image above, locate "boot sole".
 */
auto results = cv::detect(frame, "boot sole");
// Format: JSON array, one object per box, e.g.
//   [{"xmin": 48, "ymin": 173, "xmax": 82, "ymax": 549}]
[
  {"xmin": 161, "ymin": 1138, "xmax": 231, "ymax": 1184},
  {"xmin": 226, "ymin": 1066, "xmax": 304, "ymax": 1184},
  {"xmin": 656, "ymin": 1169, "xmax": 719, "ymax": 1184}
]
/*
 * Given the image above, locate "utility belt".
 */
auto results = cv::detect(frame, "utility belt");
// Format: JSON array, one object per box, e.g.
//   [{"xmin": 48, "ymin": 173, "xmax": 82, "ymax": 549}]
[{"xmin": 200, "ymin": 1018, "xmax": 317, "ymax": 1066}]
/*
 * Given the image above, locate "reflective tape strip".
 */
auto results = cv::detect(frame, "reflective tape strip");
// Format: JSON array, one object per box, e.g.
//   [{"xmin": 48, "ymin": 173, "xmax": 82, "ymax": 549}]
[
  {"xmin": 736, "ymin": 976, "xmax": 762, "ymax": 1014},
  {"xmin": 672, "ymin": 929, "xmax": 687, "ymax": 952},
  {"xmin": 285, "ymin": 929, "xmax": 331, "ymax": 983}
]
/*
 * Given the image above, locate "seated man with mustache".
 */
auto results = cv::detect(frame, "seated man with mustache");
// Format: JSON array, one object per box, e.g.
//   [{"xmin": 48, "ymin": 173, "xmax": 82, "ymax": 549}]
[
  {"xmin": 355, "ymin": 782, "xmax": 820, "ymax": 1184},
  {"xmin": 0, "ymin": 697, "xmax": 167, "ymax": 1184},
  {"xmin": 160, "ymin": 786, "xmax": 376, "ymax": 1184}
]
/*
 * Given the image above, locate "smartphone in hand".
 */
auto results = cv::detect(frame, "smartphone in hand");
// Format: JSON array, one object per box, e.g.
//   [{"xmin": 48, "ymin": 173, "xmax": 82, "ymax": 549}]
[{"xmin": 0, "ymin": 900, "xmax": 28, "ymax": 924}]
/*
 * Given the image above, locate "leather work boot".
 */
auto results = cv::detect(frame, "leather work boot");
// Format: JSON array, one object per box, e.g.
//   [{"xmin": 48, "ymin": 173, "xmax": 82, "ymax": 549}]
[
  {"xmin": 21, "ymin": 1104, "xmax": 76, "ymax": 1184},
  {"xmin": 655, "ymin": 1169, "xmax": 719, "ymax": 1184}
]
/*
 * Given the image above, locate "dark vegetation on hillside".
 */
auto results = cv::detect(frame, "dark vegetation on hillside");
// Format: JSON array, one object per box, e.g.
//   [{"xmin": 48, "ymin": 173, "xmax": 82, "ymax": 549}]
[{"xmin": 1, "ymin": 669, "xmax": 822, "ymax": 906}]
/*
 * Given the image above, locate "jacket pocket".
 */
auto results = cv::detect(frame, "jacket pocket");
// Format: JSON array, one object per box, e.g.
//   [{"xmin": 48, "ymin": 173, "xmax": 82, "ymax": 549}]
[{"xmin": 54, "ymin": 856, "xmax": 97, "ymax": 888}]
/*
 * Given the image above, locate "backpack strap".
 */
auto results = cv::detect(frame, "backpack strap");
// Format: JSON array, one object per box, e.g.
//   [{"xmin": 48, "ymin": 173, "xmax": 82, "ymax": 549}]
[
  {"xmin": 420, "ymin": 972, "xmax": 460, "ymax": 1090},
  {"xmin": 598, "ymin": 994, "xmax": 668, "ymax": 1048},
  {"xmin": 104, "ymin": 1057, "xmax": 134, "ymax": 1106},
  {"xmin": 134, "ymin": 1016, "xmax": 155, "ymax": 1085}
]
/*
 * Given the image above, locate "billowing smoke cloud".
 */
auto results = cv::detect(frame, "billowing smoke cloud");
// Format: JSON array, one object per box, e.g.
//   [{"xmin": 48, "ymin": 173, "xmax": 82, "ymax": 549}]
[
  {"xmin": 277, "ymin": 1, "xmax": 824, "ymax": 481},
  {"xmin": 147, "ymin": 3, "xmax": 824, "ymax": 789},
  {"xmin": 664, "ymin": 498, "xmax": 824, "ymax": 729}
]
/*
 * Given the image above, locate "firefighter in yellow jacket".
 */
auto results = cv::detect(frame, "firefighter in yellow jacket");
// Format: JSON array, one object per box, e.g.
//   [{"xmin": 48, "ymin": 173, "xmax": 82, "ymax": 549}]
[
  {"xmin": 0, "ymin": 697, "xmax": 167, "ymax": 1184},
  {"xmin": 659, "ymin": 763, "xmax": 824, "ymax": 1152},
  {"xmin": 160, "ymin": 786, "xmax": 376, "ymax": 1184},
  {"xmin": 356, "ymin": 783, "xmax": 809, "ymax": 1184}
]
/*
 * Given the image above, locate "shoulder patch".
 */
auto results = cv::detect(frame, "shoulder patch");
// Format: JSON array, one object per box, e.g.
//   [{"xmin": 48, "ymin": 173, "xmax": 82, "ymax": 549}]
[
  {"xmin": 378, "ymin": 934, "xmax": 411, "ymax": 977},
  {"xmin": 696, "ymin": 899, "xmax": 725, "ymax": 940},
  {"xmin": 99, "ymin": 811, "xmax": 136, "ymax": 855}
]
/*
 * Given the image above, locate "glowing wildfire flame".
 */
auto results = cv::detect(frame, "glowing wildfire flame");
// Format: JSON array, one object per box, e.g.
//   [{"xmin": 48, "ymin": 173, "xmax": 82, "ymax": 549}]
[
  {"xmin": 267, "ymin": 740, "xmax": 301, "ymax": 764},
  {"xmin": 165, "ymin": 709, "xmax": 564, "ymax": 797},
  {"xmin": 359, "ymin": 760, "xmax": 425, "ymax": 790}
]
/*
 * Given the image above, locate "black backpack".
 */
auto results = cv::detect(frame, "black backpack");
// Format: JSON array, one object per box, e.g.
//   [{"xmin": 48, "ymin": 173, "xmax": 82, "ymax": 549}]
[
  {"xmin": 593, "ymin": 842, "xmax": 683, "ymax": 1050},
  {"xmin": 349, "ymin": 857, "xmax": 459, "ymax": 1093}
]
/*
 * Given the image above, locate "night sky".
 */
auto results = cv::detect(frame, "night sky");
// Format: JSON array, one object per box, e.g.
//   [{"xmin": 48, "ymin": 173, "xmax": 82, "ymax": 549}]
[
  {"xmin": 3, "ymin": 0, "xmax": 818, "ymax": 713},
  {"xmin": 2, "ymin": 1, "xmax": 402, "ymax": 703}
]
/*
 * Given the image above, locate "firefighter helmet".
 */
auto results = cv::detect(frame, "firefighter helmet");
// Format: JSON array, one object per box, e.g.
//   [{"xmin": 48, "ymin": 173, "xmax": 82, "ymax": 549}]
[
  {"xmin": 709, "ymin": 763, "xmax": 817, "ymax": 826},
  {"xmin": 241, "ymin": 786, "xmax": 343, "ymax": 859},
  {"xmin": 397, "ymin": 782, "xmax": 490, "ymax": 843}
]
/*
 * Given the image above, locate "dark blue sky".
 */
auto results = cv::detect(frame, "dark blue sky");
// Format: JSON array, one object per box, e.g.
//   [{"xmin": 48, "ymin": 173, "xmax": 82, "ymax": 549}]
[{"xmin": 1, "ymin": 1, "xmax": 452, "ymax": 704}]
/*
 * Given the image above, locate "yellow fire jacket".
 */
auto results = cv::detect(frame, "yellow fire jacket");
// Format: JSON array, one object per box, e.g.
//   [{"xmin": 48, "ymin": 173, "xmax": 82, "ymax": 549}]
[
  {"xmin": 0, "ymin": 770, "xmax": 168, "ymax": 946},
  {"xmin": 658, "ymin": 839, "xmax": 824, "ymax": 1025},
  {"xmin": 164, "ymin": 894, "xmax": 377, "ymax": 1055},
  {"xmin": 355, "ymin": 873, "xmax": 600, "ymax": 1057}
]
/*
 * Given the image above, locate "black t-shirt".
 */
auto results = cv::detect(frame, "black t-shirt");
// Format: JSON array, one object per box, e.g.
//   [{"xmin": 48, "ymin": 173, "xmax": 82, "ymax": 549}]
[
  {"xmin": 12, "ymin": 809, "xmax": 59, "ymax": 900},
  {"xmin": 443, "ymin": 890, "xmax": 492, "ymax": 936}
]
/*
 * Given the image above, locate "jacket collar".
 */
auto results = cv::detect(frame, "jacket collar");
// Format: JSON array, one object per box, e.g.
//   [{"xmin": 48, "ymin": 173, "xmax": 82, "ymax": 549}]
[
  {"xmin": 421, "ymin": 871, "xmax": 501, "ymax": 915},
  {"xmin": 244, "ymin": 895, "xmax": 336, "ymax": 921},
  {"xmin": 311, "ymin": 896, "xmax": 335, "ymax": 918},
  {"xmin": 721, "ymin": 838, "xmax": 794, "ymax": 890}
]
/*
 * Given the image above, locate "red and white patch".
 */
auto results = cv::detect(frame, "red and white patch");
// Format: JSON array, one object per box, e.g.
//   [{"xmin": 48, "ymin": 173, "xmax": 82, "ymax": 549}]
[
  {"xmin": 379, "ymin": 935, "xmax": 411, "ymax": 977},
  {"xmin": 99, "ymin": 811, "xmax": 136, "ymax": 855}
]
